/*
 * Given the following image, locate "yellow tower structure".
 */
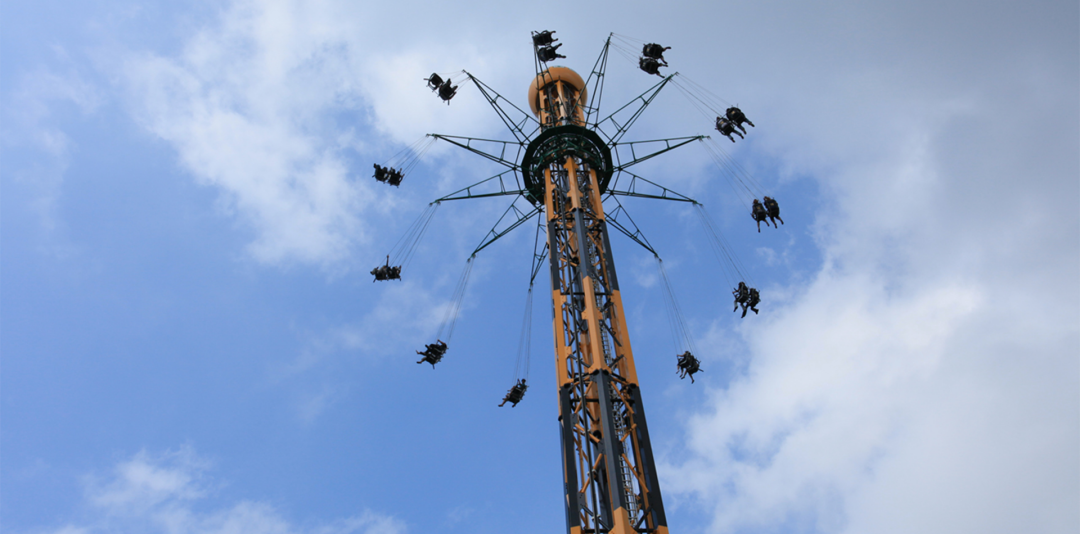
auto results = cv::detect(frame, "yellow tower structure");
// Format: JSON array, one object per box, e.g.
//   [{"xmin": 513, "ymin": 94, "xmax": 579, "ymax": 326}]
[{"xmin": 525, "ymin": 66, "xmax": 669, "ymax": 534}]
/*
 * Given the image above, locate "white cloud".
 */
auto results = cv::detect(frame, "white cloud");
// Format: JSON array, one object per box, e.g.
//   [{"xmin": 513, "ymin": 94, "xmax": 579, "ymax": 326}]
[
  {"xmin": 2, "ymin": 63, "xmax": 101, "ymax": 255},
  {"xmin": 117, "ymin": 0, "xmax": 510, "ymax": 269},
  {"xmin": 122, "ymin": 21, "xmax": 373, "ymax": 267},
  {"xmin": 36, "ymin": 447, "xmax": 405, "ymax": 534},
  {"xmin": 88, "ymin": 448, "xmax": 207, "ymax": 512},
  {"xmin": 656, "ymin": 2, "xmax": 1078, "ymax": 533}
]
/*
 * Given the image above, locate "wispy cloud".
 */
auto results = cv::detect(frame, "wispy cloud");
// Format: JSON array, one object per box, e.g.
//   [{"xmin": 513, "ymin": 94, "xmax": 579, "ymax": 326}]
[
  {"xmin": 2, "ymin": 62, "xmax": 102, "ymax": 255},
  {"xmin": 33, "ymin": 446, "xmax": 405, "ymax": 534},
  {"xmin": 117, "ymin": 0, "xmax": 504, "ymax": 270},
  {"xmin": 656, "ymin": 2, "xmax": 1079, "ymax": 532}
]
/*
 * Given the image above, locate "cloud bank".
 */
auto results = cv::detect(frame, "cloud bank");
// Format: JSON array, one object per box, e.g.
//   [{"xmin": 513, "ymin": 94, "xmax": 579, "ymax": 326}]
[
  {"xmin": 659, "ymin": 2, "xmax": 1079, "ymax": 532},
  {"xmin": 119, "ymin": 0, "xmax": 498, "ymax": 268},
  {"xmin": 35, "ymin": 447, "xmax": 405, "ymax": 534}
]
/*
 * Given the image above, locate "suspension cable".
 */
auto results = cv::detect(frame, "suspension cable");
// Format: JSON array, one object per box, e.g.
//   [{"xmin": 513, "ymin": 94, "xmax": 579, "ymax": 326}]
[
  {"xmin": 435, "ymin": 256, "xmax": 474, "ymax": 342},
  {"xmin": 674, "ymin": 73, "xmax": 733, "ymax": 110},
  {"xmin": 513, "ymin": 284, "xmax": 534, "ymax": 381},
  {"xmin": 695, "ymin": 204, "xmax": 756, "ymax": 289},
  {"xmin": 703, "ymin": 137, "xmax": 767, "ymax": 196},
  {"xmin": 655, "ymin": 256, "xmax": 698, "ymax": 357},
  {"xmin": 384, "ymin": 135, "xmax": 436, "ymax": 177},
  {"xmin": 698, "ymin": 141, "xmax": 755, "ymax": 210},
  {"xmin": 671, "ymin": 78, "xmax": 726, "ymax": 120},
  {"xmin": 387, "ymin": 202, "xmax": 440, "ymax": 271}
]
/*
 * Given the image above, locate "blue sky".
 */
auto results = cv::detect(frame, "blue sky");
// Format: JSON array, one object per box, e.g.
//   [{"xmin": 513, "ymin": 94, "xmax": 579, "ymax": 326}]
[{"xmin": 3, "ymin": 1, "xmax": 1078, "ymax": 533}]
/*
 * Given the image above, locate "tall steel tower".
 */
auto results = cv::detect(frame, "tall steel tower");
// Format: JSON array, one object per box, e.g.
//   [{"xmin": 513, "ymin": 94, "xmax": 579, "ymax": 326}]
[
  {"xmin": 526, "ymin": 67, "xmax": 667, "ymax": 534},
  {"xmin": 391, "ymin": 33, "xmax": 712, "ymax": 534}
]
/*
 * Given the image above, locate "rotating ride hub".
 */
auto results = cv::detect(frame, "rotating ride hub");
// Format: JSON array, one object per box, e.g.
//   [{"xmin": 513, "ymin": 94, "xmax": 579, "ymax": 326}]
[
  {"xmin": 520, "ymin": 125, "xmax": 612, "ymax": 206},
  {"xmin": 521, "ymin": 66, "xmax": 613, "ymax": 206}
]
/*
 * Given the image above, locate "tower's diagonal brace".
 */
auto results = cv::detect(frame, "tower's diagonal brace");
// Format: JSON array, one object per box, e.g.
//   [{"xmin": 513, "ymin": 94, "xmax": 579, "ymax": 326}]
[
  {"xmin": 612, "ymin": 135, "xmax": 704, "ymax": 171},
  {"xmin": 529, "ymin": 216, "xmax": 550, "ymax": 286},
  {"xmin": 434, "ymin": 170, "xmax": 529, "ymax": 202},
  {"xmin": 472, "ymin": 201, "xmax": 541, "ymax": 256},
  {"xmin": 430, "ymin": 134, "xmax": 523, "ymax": 170},
  {"xmin": 604, "ymin": 196, "xmax": 658, "ymax": 256},
  {"xmin": 594, "ymin": 74, "xmax": 675, "ymax": 145},
  {"xmin": 465, "ymin": 71, "xmax": 542, "ymax": 143},
  {"xmin": 582, "ymin": 34, "xmax": 612, "ymax": 129},
  {"xmin": 606, "ymin": 170, "xmax": 698, "ymax": 203}
]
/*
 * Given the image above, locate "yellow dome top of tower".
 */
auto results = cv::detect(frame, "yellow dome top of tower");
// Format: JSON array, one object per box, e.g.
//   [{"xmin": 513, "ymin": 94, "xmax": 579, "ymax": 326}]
[{"xmin": 527, "ymin": 67, "xmax": 588, "ymax": 116}]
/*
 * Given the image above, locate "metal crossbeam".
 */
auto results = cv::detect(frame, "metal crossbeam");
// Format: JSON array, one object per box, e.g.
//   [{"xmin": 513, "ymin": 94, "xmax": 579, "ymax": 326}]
[
  {"xmin": 430, "ymin": 134, "xmax": 523, "ymax": 170},
  {"xmin": 604, "ymin": 196, "xmax": 658, "ymax": 256},
  {"xmin": 582, "ymin": 34, "xmax": 612, "ymax": 129},
  {"xmin": 435, "ymin": 170, "xmax": 529, "ymax": 202},
  {"xmin": 612, "ymin": 135, "xmax": 704, "ymax": 171},
  {"xmin": 465, "ymin": 71, "xmax": 542, "ymax": 143},
  {"xmin": 594, "ymin": 74, "xmax": 675, "ymax": 145},
  {"xmin": 606, "ymin": 171, "xmax": 698, "ymax": 203},
  {"xmin": 472, "ymin": 200, "xmax": 541, "ymax": 256},
  {"xmin": 529, "ymin": 216, "xmax": 550, "ymax": 286}
]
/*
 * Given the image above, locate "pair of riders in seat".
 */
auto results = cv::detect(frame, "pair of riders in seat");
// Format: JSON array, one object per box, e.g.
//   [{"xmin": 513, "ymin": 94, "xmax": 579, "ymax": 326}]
[
  {"xmin": 416, "ymin": 340, "xmax": 448, "ymax": 367},
  {"xmin": 715, "ymin": 107, "xmax": 755, "ymax": 142},
  {"xmin": 533, "ymin": 30, "xmax": 566, "ymax": 63},
  {"xmin": 425, "ymin": 73, "xmax": 458, "ymax": 104},
  {"xmin": 371, "ymin": 255, "xmax": 402, "ymax": 282},
  {"xmin": 751, "ymin": 197, "xmax": 784, "ymax": 232},
  {"xmin": 639, "ymin": 42, "xmax": 671, "ymax": 76},
  {"xmin": 373, "ymin": 163, "xmax": 403, "ymax": 186},
  {"xmin": 732, "ymin": 281, "xmax": 761, "ymax": 318},
  {"xmin": 677, "ymin": 351, "xmax": 702, "ymax": 383}
]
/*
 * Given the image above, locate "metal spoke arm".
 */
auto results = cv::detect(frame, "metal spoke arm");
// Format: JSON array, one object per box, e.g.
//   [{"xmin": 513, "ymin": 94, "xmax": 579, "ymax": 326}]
[
  {"xmin": 606, "ymin": 170, "xmax": 698, "ymax": 203},
  {"xmin": 612, "ymin": 135, "xmax": 705, "ymax": 171},
  {"xmin": 604, "ymin": 196, "xmax": 658, "ymax": 256},
  {"xmin": 464, "ymin": 71, "xmax": 541, "ymax": 143},
  {"xmin": 434, "ymin": 170, "xmax": 528, "ymax": 202},
  {"xmin": 472, "ymin": 201, "xmax": 542, "ymax": 256},
  {"xmin": 528, "ymin": 216, "xmax": 550, "ymax": 286},
  {"xmin": 594, "ymin": 74, "xmax": 675, "ymax": 145},
  {"xmin": 430, "ymin": 134, "xmax": 523, "ymax": 170},
  {"xmin": 582, "ymin": 34, "xmax": 612, "ymax": 128}
]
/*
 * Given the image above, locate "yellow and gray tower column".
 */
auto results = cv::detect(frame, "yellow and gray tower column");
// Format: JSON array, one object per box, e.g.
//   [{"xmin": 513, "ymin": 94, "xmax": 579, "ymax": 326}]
[{"xmin": 521, "ymin": 67, "xmax": 669, "ymax": 534}]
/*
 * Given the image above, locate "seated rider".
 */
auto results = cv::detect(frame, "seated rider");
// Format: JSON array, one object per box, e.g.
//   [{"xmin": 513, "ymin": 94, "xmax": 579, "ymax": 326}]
[
  {"xmin": 642, "ymin": 43, "xmax": 671, "ymax": 65},
  {"xmin": 372, "ymin": 255, "xmax": 402, "ymax": 282},
  {"xmin": 639, "ymin": 56, "xmax": 663, "ymax": 77},
  {"xmin": 499, "ymin": 378, "xmax": 529, "ymax": 407},
  {"xmin": 744, "ymin": 288, "xmax": 761, "ymax": 317},
  {"xmin": 437, "ymin": 80, "xmax": 457, "ymax": 103},
  {"xmin": 733, "ymin": 281, "xmax": 749, "ymax": 312},
  {"xmin": 676, "ymin": 351, "xmax": 702, "ymax": 383},
  {"xmin": 763, "ymin": 196, "xmax": 783, "ymax": 226},
  {"xmin": 415, "ymin": 350, "xmax": 441, "ymax": 367},
  {"xmin": 415, "ymin": 340, "xmax": 447, "ymax": 368},
  {"xmin": 532, "ymin": 30, "xmax": 557, "ymax": 47},
  {"xmin": 430, "ymin": 340, "xmax": 447, "ymax": 355},
  {"xmin": 715, "ymin": 117, "xmax": 744, "ymax": 143},
  {"xmin": 725, "ymin": 106, "xmax": 755, "ymax": 133},
  {"xmin": 425, "ymin": 73, "xmax": 444, "ymax": 92},
  {"xmin": 373, "ymin": 163, "xmax": 389, "ymax": 182},
  {"xmin": 537, "ymin": 43, "xmax": 566, "ymax": 62},
  {"xmin": 371, "ymin": 255, "xmax": 391, "ymax": 282},
  {"xmin": 387, "ymin": 167, "xmax": 403, "ymax": 187},
  {"xmin": 751, "ymin": 199, "xmax": 770, "ymax": 232}
]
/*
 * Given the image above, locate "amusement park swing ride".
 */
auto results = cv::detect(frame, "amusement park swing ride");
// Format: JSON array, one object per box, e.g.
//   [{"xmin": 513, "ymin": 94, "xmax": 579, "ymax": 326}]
[{"xmin": 369, "ymin": 32, "xmax": 782, "ymax": 534}]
